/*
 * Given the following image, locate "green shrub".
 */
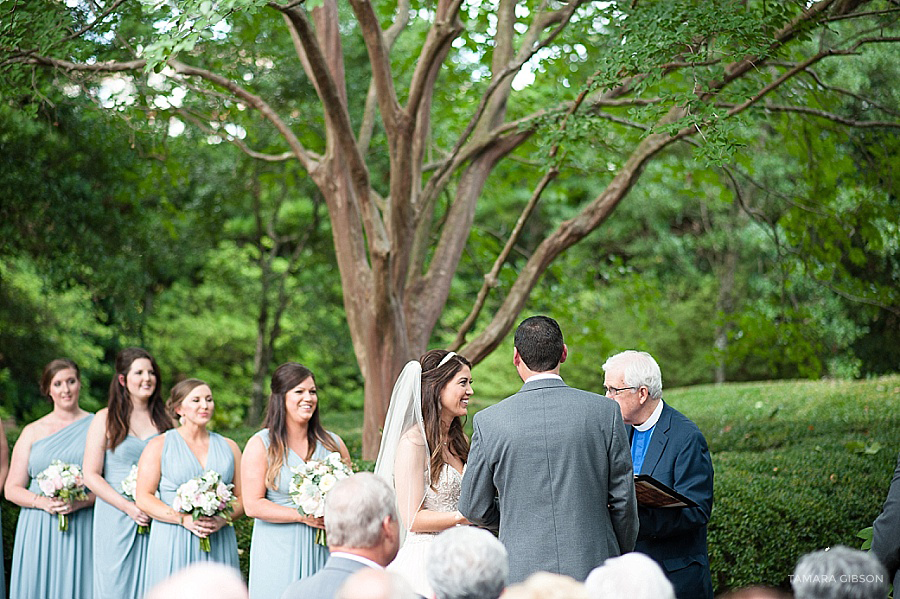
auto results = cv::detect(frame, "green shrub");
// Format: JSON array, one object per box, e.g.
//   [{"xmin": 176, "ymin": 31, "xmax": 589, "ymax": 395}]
[{"xmin": 668, "ymin": 376, "xmax": 900, "ymax": 592}]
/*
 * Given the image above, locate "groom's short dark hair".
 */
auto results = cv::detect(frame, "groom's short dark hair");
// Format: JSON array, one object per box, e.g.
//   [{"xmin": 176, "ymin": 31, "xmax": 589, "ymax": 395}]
[{"xmin": 514, "ymin": 316, "xmax": 564, "ymax": 372}]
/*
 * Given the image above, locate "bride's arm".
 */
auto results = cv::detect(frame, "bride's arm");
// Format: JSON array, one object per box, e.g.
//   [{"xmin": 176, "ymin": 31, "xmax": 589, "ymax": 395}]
[{"xmin": 395, "ymin": 436, "xmax": 467, "ymax": 533}]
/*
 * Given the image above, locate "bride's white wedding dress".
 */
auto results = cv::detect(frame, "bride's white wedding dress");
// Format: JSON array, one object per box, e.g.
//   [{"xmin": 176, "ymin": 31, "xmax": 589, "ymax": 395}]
[
  {"xmin": 388, "ymin": 463, "xmax": 464, "ymax": 597},
  {"xmin": 375, "ymin": 358, "xmax": 468, "ymax": 597}
]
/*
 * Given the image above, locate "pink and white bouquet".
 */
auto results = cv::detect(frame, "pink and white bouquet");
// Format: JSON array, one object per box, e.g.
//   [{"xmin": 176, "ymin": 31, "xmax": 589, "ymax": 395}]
[
  {"xmin": 289, "ymin": 451, "xmax": 352, "ymax": 545},
  {"xmin": 172, "ymin": 470, "xmax": 236, "ymax": 552},
  {"xmin": 36, "ymin": 460, "xmax": 89, "ymax": 531},
  {"xmin": 120, "ymin": 465, "xmax": 149, "ymax": 534}
]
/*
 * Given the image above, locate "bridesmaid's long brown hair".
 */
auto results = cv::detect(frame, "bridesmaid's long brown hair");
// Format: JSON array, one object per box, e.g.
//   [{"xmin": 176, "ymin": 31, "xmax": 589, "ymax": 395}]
[
  {"xmin": 107, "ymin": 348, "xmax": 172, "ymax": 450},
  {"xmin": 263, "ymin": 363, "xmax": 340, "ymax": 490}
]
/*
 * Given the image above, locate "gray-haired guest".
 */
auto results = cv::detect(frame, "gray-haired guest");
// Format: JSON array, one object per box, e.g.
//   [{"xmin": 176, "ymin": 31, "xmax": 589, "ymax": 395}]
[
  {"xmin": 584, "ymin": 552, "xmax": 674, "ymax": 599},
  {"xmin": 335, "ymin": 569, "xmax": 416, "ymax": 599},
  {"xmin": 280, "ymin": 473, "xmax": 401, "ymax": 599},
  {"xmin": 791, "ymin": 545, "xmax": 888, "ymax": 599},
  {"xmin": 425, "ymin": 527, "xmax": 508, "ymax": 599}
]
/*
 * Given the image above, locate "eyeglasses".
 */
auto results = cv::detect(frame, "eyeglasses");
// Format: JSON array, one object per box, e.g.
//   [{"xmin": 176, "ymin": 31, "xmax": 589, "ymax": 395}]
[{"xmin": 603, "ymin": 385, "xmax": 637, "ymax": 396}]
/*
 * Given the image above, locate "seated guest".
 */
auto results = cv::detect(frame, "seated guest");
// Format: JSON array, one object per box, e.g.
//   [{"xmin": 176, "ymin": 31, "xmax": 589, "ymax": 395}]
[
  {"xmin": 585, "ymin": 552, "xmax": 675, "ymax": 599},
  {"xmin": 791, "ymin": 545, "xmax": 888, "ymax": 599},
  {"xmin": 280, "ymin": 473, "xmax": 401, "ymax": 599},
  {"xmin": 335, "ymin": 569, "xmax": 416, "ymax": 599},
  {"xmin": 143, "ymin": 563, "xmax": 248, "ymax": 599},
  {"xmin": 425, "ymin": 527, "xmax": 508, "ymax": 599},
  {"xmin": 502, "ymin": 572, "xmax": 589, "ymax": 599}
]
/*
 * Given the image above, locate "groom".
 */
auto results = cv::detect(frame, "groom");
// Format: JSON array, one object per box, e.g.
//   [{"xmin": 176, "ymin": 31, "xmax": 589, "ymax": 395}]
[{"xmin": 459, "ymin": 315, "xmax": 638, "ymax": 583}]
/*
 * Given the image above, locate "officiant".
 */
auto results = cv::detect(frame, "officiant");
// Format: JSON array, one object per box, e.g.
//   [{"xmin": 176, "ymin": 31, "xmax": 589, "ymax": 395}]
[{"xmin": 602, "ymin": 351, "xmax": 714, "ymax": 599}]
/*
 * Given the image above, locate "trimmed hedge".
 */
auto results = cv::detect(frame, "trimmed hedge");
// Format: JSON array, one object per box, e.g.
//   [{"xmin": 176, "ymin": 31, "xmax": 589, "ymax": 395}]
[{"xmin": 669, "ymin": 376, "xmax": 900, "ymax": 592}]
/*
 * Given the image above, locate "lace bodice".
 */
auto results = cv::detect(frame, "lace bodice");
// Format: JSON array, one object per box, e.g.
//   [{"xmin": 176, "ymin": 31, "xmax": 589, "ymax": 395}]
[
  {"xmin": 404, "ymin": 464, "xmax": 463, "ymax": 543},
  {"xmin": 422, "ymin": 463, "xmax": 463, "ymax": 512}
]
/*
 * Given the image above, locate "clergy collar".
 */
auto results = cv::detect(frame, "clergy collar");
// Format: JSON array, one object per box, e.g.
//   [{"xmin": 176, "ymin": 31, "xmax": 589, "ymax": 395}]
[{"xmin": 633, "ymin": 399, "xmax": 664, "ymax": 432}]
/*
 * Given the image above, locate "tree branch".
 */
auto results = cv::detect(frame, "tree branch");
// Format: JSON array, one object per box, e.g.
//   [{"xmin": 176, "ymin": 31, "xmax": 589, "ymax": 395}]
[
  {"xmin": 277, "ymin": 5, "xmax": 388, "ymax": 256},
  {"xmin": 8, "ymin": 53, "xmax": 319, "ymax": 170},
  {"xmin": 724, "ymin": 37, "xmax": 900, "ymax": 119},
  {"xmin": 358, "ymin": 0, "xmax": 411, "ymax": 153},
  {"xmin": 418, "ymin": 0, "xmax": 584, "ymax": 211},
  {"xmin": 716, "ymin": 101, "xmax": 900, "ymax": 128},
  {"xmin": 797, "ymin": 67, "xmax": 900, "ymax": 119},
  {"xmin": 460, "ymin": 107, "xmax": 689, "ymax": 363},
  {"xmin": 175, "ymin": 110, "xmax": 296, "ymax": 161},
  {"xmin": 347, "ymin": 0, "xmax": 402, "ymax": 132}
]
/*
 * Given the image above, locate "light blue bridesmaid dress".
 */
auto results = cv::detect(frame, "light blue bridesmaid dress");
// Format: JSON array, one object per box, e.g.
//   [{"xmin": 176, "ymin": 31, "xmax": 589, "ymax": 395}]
[
  {"xmin": 92, "ymin": 434, "xmax": 157, "ymax": 599},
  {"xmin": 247, "ymin": 429, "xmax": 336, "ymax": 599},
  {"xmin": 9, "ymin": 415, "xmax": 94, "ymax": 599},
  {"xmin": 143, "ymin": 430, "xmax": 239, "ymax": 589}
]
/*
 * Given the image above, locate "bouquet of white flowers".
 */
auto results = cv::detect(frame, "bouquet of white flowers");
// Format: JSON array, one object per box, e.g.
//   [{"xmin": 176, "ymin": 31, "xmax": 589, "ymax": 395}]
[
  {"xmin": 289, "ymin": 452, "xmax": 352, "ymax": 545},
  {"xmin": 119, "ymin": 464, "xmax": 149, "ymax": 534},
  {"xmin": 172, "ymin": 470, "xmax": 236, "ymax": 552},
  {"xmin": 36, "ymin": 460, "xmax": 89, "ymax": 531}
]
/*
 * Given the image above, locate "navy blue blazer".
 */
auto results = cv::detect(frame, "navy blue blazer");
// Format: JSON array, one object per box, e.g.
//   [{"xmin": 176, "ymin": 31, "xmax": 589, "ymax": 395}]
[
  {"xmin": 279, "ymin": 556, "xmax": 369, "ymax": 599},
  {"xmin": 633, "ymin": 402, "xmax": 714, "ymax": 599}
]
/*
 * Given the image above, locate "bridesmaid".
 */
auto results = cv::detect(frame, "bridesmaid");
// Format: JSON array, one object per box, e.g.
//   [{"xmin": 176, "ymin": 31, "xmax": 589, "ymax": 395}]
[
  {"xmin": 136, "ymin": 378, "xmax": 244, "ymax": 588},
  {"xmin": 242, "ymin": 363, "xmax": 351, "ymax": 599},
  {"xmin": 83, "ymin": 348, "xmax": 173, "ymax": 598},
  {"xmin": 5, "ymin": 359, "xmax": 95, "ymax": 599}
]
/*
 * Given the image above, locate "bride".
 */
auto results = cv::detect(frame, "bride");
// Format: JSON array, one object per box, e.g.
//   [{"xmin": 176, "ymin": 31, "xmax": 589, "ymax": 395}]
[{"xmin": 374, "ymin": 349, "xmax": 474, "ymax": 597}]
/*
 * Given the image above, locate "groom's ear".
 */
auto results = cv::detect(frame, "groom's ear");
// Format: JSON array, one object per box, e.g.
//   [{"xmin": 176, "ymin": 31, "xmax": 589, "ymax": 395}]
[
  {"xmin": 513, "ymin": 348, "xmax": 521, "ymax": 367},
  {"xmin": 559, "ymin": 344, "xmax": 568, "ymax": 365}
]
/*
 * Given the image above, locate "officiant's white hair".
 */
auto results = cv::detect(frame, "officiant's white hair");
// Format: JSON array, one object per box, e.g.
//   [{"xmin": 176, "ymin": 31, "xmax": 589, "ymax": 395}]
[
  {"xmin": 325, "ymin": 473, "xmax": 398, "ymax": 548},
  {"xmin": 602, "ymin": 351, "xmax": 663, "ymax": 400},
  {"xmin": 426, "ymin": 527, "xmax": 508, "ymax": 599},
  {"xmin": 585, "ymin": 552, "xmax": 674, "ymax": 599},
  {"xmin": 792, "ymin": 545, "xmax": 888, "ymax": 599}
]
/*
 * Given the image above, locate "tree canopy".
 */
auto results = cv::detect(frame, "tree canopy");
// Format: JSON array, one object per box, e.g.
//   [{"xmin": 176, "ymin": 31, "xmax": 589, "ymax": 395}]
[{"xmin": 2, "ymin": 0, "xmax": 898, "ymax": 455}]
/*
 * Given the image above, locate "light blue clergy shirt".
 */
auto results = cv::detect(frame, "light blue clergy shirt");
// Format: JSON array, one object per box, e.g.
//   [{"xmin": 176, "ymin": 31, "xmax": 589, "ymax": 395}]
[{"xmin": 631, "ymin": 400, "xmax": 664, "ymax": 475}]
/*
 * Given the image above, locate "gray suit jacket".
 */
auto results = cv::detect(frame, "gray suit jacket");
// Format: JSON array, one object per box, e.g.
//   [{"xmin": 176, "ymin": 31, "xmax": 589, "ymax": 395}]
[
  {"xmin": 872, "ymin": 451, "xmax": 900, "ymax": 592},
  {"xmin": 279, "ymin": 556, "xmax": 369, "ymax": 599},
  {"xmin": 458, "ymin": 378, "xmax": 638, "ymax": 584}
]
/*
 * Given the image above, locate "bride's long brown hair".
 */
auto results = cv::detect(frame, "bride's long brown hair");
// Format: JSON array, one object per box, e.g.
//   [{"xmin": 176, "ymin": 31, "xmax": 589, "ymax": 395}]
[{"xmin": 419, "ymin": 349, "xmax": 470, "ymax": 488}]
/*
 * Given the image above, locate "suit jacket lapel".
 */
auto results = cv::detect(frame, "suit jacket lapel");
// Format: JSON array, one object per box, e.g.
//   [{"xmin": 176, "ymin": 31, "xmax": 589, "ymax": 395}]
[{"xmin": 640, "ymin": 402, "xmax": 671, "ymax": 476}]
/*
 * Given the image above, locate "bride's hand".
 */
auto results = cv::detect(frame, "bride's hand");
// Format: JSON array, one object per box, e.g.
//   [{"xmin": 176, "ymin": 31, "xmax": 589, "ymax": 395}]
[{"xmin": 453, "ymin": 511, "xmax": 470, "ymax": 526}]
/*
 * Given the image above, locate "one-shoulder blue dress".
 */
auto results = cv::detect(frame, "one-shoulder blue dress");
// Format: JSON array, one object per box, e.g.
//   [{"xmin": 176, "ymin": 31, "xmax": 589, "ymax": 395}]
[
  {"xmin": 92, "ymin": 434, "xmax": 157, "ymax": 599},
  {"xmin": 143, "ymin": 430, "xmax": 239, "ymax": 589},
  {"xmin": 9, "ymin": 415, "xmax": 94, "ymax": 599},
  {"xmin": 247, "ymin": 429, "xmax": 336, "ymax": 599}
]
